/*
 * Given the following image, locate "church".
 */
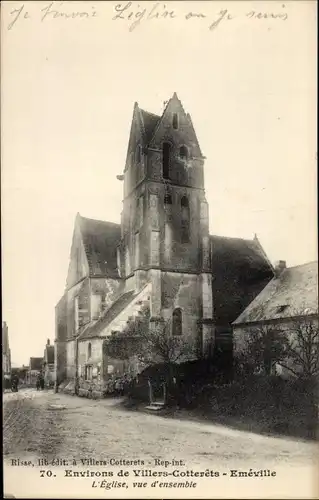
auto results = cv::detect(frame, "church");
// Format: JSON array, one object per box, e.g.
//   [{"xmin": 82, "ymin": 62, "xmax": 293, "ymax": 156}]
[{"xmin": 55, "ymin": 93, "xmax": 274, "ymax": 396}]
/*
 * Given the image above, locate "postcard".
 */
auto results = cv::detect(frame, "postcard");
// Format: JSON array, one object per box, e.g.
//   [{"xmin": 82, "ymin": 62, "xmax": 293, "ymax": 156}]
[{"xmin": 2, "ymin": 1, "xmax": 317, "ymax": 498}]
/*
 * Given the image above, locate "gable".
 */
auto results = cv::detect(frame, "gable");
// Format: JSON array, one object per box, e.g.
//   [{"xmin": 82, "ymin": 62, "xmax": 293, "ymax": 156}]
[
  {"xmin": 149, "ymin": 93, "xmax": 203, "ymax": 158},
  {"xmin": 65, "ymin": 215, "xmax": 90, "ymax": 290},
  {"xmin": 124, "ymin": 103, "xmax": 146, "ymax": 172}
]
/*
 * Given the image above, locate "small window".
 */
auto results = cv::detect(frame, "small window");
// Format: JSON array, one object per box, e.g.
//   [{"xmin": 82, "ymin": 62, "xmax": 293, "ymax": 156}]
[
  {"xmin": 164, "ymin": 193, "xmax": 172, "ymax": 205},
  {"xmin": 181, "ymin": 196, "xmax": 190, "ymax": 243},
  {"xmin": 172, "ymin": 113, "xmax": 178, "ymax": 130},
  {"xmin": 179, "ymin": 146, "xmax": 188, "ymax": 160},
  {"xmin": 74, "ymin": 296, "xmax": 79, "ymax": 332},
  {"xmin": 172, "ymin": 308, "xmax": 182, "ymax": 336},
  {"xmin": 181, "ymin": 196, "xmax": 189, "ymax": 208},
  {"xmin": 276, "ymin": 305, "xmax": 288, "ymax": 314},
  {"xmin": 162, "ymin": 142, "xmax": 171, "ymax": 179},
  {"xmin": 135, "ymin": 144, "xmax": 141, "ymax": 163},
  {"xmin": 88, "ymin": 342, "xmax": 92, "ymax": 359}
]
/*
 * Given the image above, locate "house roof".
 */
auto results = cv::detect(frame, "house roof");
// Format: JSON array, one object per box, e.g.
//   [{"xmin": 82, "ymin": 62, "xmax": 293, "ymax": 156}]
[
  {"xmin": 29, "ymin": 357, "xmax": 43, "ymax": 371},
  {"xmin": 78, "ymin": 215, "xmax": 121, "ymax": 278},
  {"xmin": 211, "ymin": 235, "xmax": 274, "ymax": 325},
  {"xmin": 233, "ymin": 261, "xmax": 318, "ymax": 326}
]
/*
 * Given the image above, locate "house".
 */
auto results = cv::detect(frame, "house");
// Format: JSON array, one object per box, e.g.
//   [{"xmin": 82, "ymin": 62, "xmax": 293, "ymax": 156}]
[
  {"xmin": 27, "ymin": 357, "xmax": 44, "ymax": 386},
  {"xmin": 233, "ymin": 260, "xmax": 318, "ymax": 377},
  {"xmin": 55, "ymin": 93, "xmax": 274, "ymax": 397},
  {"xmin": 2, "ymin": 321, "xmax": 11, "ymax": 382},
  {"xmin": 43, "ymin": 339, "xmax": 55, "ymax": 386}
]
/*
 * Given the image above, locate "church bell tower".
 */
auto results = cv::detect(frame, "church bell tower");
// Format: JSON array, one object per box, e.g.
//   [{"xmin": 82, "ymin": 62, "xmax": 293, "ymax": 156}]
[{"xmin": 117, "ymin": 93, "xmax": 214, "ymax": 356}]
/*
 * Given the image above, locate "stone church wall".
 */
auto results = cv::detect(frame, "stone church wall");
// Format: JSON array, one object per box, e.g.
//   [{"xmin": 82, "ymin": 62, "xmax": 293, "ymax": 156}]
[
  {"xmin": 161, "ymin": 272, "xmax": 201, "ymax": 347},
  {"xmin": 66, "ymin": 340, "xmax": 76, "ymax": 379}
]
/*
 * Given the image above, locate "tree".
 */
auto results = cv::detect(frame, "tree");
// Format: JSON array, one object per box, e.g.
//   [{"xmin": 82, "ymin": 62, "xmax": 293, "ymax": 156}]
[
  {"xmin": 138, "ymin": 318, "xmax": 196, "ymax": 366},
  {"xmin": 240, "ymin": 324, "xmax": 289, "ymax": 376},
  {"xmin": 103, "ymin": 307, "xmax": 196, "ymax": 368},
  {"xmin": 277, "ymin": 315, "xmax": 319, "ymax": 380}
]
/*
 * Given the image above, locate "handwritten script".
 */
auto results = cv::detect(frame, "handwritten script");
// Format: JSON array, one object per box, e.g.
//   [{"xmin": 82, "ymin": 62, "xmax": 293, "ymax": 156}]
[{"xmin": 7, "ymin": 1, "xmax": 289, "ymax": 32}]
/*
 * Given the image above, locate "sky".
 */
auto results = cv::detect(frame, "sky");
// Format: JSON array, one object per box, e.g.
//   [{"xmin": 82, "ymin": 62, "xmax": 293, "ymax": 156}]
[{"xmin": 2, "ymin": 1, "xmax": 317, "ymax": 366}]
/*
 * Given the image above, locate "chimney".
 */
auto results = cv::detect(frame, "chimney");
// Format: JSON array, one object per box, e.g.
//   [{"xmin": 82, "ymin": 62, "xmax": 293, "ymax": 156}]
[
  {"xmin": 274, "ymin": 260, "xmax": 286, "ymax": 277},
  {"xmin": 47, "ymin": 339, "xmax": 50, "ymax": 346}
]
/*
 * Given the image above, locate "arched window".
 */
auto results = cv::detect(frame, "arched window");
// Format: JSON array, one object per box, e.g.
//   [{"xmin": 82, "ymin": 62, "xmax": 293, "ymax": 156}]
[
  {"xmin": 172, "ymin": 113, "xmax": 178, "ymax": 130},
  {"xmin": 88, "ymin": 342, "xmax": 92, "ymax": 359},
  {"xmin": 164, "ymin": 193, "xmax": 172, "ymax": 205},
  {"xmin": 172, "ymin": 308, "xmax": 182, "ymax": 336},
  {"xmin": 179, "ymin": 145, "xmax": 188, "ymax": 160},
  {"xmin": 135, "ymin": 144, "xmax": 141, "ymax": 164},
  {"xmin": 181, "ymin": 196, "xmax": 189, "ymax": 208},
  {"xmin": 162, "ymin": 142, "xmax": 171, "ymax": 179},
  {"xmin": 181, "ymin": 196, "xmax": 190, "ymax": 243}
]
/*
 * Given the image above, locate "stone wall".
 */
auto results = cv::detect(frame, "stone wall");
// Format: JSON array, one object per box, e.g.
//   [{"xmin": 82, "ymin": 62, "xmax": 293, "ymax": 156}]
[{"xmin": 161, "ymin": 271, "xmax": 201, "ymax": 349}]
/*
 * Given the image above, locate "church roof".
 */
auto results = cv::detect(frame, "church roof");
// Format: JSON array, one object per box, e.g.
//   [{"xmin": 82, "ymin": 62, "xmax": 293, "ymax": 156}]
[
  {"xmin": 78, "ymin": 215, "xmax": 121, "ymax": 278},
  {"xmin": 139, "ymin": 108, "xmax": 161, "ymax": 145},
  {"xmin": 79, "ymin": 290, "xmax": 135, "ymax": 339},
  {"xmin": 211, "ymin": 235, "xmax": 274, "ymax": 325},
  {"xmin": 233, "ymin": 261, "xmax": 318, "ymax": 326},
  {"xmin": 73, "ymin": 215, "xmax": 274, "ymax": 328}
]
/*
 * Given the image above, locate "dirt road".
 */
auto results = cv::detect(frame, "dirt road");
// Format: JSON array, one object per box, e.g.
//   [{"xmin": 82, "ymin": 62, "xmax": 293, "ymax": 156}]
[{"xmin": 3, "ymin": 389, "xmax": 317, "ymax": 498}]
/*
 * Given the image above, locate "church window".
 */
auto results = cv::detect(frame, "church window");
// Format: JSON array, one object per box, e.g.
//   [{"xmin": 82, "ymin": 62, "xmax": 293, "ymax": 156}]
[
  {"xmin": 74, "ymin": 296, "xmax": 79, "ymax": 332},
  {"xmin": 135, "ymin": 144, "xmax": 141, "ymax": 164},
  {"xmin": 164, "ymin": 193, "xmax": 172, "ymax": 205},
  {"xmin": 173, "ymin": 113, "xmax": 178, "ymax": 130},
  {"xmin": 181, "ymin": 196, "xmax": 190, "ymax": 243},
  {"xmin": 139, "ymin": 195, "xmax": 144, "ymax": 227},
  {"xmin": 179, "ymin": 145, "xmax": 188, "ymax": 160},
  {"xmin": 172, "ymin": 308, "xmax": 182, "ymax": 336},
  {"xmin": 162, "ymin": 142, "xmax": 171, "ymax": 180},
  {"xmin": 135, "ymin": 232, "xmax": 140, "ymax": 268},
  {"xmin": 88, "ymin": 342, "xmax": 92, "ymax": 359}
]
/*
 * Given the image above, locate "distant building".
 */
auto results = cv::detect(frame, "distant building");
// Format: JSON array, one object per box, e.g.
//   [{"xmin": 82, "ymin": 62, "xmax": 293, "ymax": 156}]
[
  {"xmin": 2, "ymin": 322, "xmax": 11, "ymax": 379},
  {"xmin": 55, "ymin": 93, "xmax": 274, "ymax": 397},
  {"xmin": 233, "ymin": 261, "xmax": 318, "ymax": 377},
  {"xmin": 43, "ymin": 339, "xmax": 55, "ymax": 386},
  {"xmin": 27, "ymin": 357, "xmax": 43, "ymax": 386}
]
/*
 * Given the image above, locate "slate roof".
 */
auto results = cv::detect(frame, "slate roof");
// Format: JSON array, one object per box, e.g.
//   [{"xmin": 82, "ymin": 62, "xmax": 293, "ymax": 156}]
[
  {"xmin": 211, "ymin": 235, "xmax": 274, "ymax": 325},
  {"xmin": 139, "ymin": 108, "xmax": 161, "ymax": 145},
  {"xmin": 29, "ymin": 357, "xmax": 43, "ymax": 371},
  {"xmin": 78, "ymin": 215, "xmax": 121, "ymax": 278},
  {"xmin": 79, "ymin": 290, "xmax": 136, "ymax": 339},
  {"xmin": 233, "ymin": 261, "xmax": 318, "ymax": 326}
]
